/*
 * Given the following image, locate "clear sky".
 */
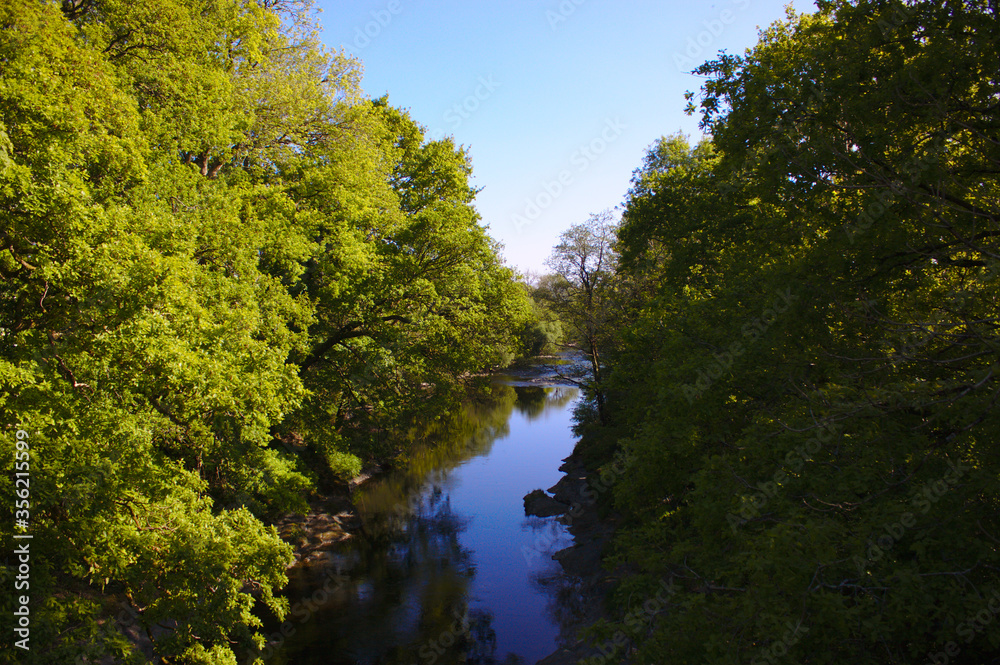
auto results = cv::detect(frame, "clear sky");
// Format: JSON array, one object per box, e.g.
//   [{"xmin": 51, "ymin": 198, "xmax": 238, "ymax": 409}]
[{"xmin": 312, "ymin": 0, "xmax": 815, "ymax": 274}]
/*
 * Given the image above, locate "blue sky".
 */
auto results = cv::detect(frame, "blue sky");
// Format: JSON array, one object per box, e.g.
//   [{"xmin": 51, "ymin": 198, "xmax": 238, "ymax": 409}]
[{"xmin": 313, "ymin": 0, "xmax": 815, "ymax": 274}]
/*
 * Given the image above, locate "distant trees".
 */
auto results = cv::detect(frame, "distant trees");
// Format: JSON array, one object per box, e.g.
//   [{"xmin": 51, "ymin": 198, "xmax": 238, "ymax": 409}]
[
  {"xmin": 515, "ymin": 274, "xmax": 565, "ymax": 357},
  {"xmin": 541, "ymin": 210, "xmax": 619, "ymax": 422}
]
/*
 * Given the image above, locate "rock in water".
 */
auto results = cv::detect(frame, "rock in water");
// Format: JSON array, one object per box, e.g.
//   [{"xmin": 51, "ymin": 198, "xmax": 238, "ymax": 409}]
[{"xmin": 523, "ymin": 488, "xmax": 570, "ymax": 517}]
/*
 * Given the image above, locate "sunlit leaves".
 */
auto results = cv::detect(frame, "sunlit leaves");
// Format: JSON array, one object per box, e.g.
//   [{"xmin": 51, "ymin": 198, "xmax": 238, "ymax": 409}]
[{"xmin": 2, "ymin": 1, "xmax": 527, "ymax": 663}]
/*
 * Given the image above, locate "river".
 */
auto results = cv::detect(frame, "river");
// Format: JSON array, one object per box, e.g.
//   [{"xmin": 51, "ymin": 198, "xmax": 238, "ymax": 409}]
[{"xmin": 265, "ymin": 376, "xmax": 583, "ymax": 664}]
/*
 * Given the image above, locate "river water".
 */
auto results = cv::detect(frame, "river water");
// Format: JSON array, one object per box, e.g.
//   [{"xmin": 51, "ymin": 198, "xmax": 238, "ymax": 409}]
[{"xmin": 267, "ymin": 379, "xmax": 582, "ymax": 664}]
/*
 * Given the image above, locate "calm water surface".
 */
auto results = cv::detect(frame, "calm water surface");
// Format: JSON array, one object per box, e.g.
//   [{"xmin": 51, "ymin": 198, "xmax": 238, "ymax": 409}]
[{"xmin": 269, "ymin": 381, "xmax": 581, "ymax": 665}]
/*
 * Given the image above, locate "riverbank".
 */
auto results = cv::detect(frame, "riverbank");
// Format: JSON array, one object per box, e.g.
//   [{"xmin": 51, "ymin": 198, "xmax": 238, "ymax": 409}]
[
  {"xmin": 269, "ymin": 355, "xmax": 615, "ymax": 663},
  {"xmin": 275, "ymin": 354, "xmax": 590, "ymax": 568},
  {"xmin": 273, "ymin": 485, "xmax": 363, "ymax": 567},
  {"xmin": 528, "ymin": 449, "xmax": 620, "ymax": 665}
]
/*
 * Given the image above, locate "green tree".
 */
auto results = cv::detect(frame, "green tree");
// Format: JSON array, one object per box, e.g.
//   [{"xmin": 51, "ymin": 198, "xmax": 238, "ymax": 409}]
[
  {"xmin": 515, "ymin": 275, "xmax": 565, "ymax": 357},
  {"xmin": 1, "ymin": 2, "xmax": 307, "ymax": 662},
  {"xmin": 0, "ymin": 2, "xmax": 529, "ymax": 663},
  {"xmin": 543, "ymin": 210, "xmax": 619, "ymax": 423},
  {"xmin": 586, "ymin": 2, "xmax": 1000, "ymax": 664},
  {"xmin": 282, "ymin": 99, "xmax": 531, "ymax": 478}
]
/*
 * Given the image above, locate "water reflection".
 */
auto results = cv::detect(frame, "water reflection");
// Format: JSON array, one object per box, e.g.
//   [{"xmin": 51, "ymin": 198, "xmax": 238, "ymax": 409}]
[
  {"xmin": 266, "ymin": 382, "xmax": 580, "ymax": 665},
  {"xmin": 511, "ymin": 386, "xmax": 577, "ymax": 421}
]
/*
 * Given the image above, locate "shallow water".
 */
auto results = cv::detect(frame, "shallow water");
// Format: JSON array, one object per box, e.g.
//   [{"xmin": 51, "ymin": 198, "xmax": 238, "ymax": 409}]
[{"xmin": 267, "ymin": 381, "xmax": 581, "ymax": 665}]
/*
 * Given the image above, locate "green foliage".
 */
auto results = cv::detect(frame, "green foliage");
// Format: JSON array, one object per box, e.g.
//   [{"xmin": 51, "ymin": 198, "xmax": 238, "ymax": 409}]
[
  {"xmin": 282, "ymin": 100, "xmax": 532, "ymax": 478},
  {"xmin": 0, "ymin": 1, "xmax": 526, "ymax": 661},
  {"xmin": 517, "ymin": 317, "xmax": 563, "ymax": 358},
  {"xmin": 513, "ymin": 278, "xmax": 565, "ymax": 357},
  {"xmin": 542, "ymin": 211, "xmax": 620, "ymax": 420},
  {"xmin": 591, "ymin": 2, "xmax": 1000, "ymax": 663}
]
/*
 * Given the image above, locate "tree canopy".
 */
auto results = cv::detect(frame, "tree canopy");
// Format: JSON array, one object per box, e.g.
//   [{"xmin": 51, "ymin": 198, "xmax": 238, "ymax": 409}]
[
  {"xmin": 577, "ymin": 1, "xmax": 1000, "ymax": 663},
  {"xmin": 0, "ymin": 2, "xmax": 531, "ymax": 662}
]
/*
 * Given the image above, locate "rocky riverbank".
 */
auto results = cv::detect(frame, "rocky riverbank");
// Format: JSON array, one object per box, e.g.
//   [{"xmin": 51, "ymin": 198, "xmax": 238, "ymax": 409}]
[
  {"xmin": 272, "ymin": 467, "xmax": 383, "ymax": 567},
  {"xmin": 273, "ymin": 494, "xmax": 358, "ymax": 567},
  {"xmin": 276, "ymin": 353, "xmax": 590, "ymax": 569},
  {"xmin": 526, "ymin": 452, "xmax": 620, "ymax": 665},
  {"xmin": 271, "ymin": 355, "xmax": 617, "ymax": 664}
]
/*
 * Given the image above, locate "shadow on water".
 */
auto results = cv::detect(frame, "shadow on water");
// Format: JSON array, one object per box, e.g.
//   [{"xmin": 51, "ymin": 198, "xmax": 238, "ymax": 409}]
[{"xmin": 262, "ymin": 382, "xmax": 580, "ymax": 665}]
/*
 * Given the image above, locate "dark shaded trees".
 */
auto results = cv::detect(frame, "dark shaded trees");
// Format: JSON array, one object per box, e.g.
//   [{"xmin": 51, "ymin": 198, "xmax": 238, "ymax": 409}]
[{"xmin": 585, "ymin": 2, "xmax": 1000, "ymax": 663}]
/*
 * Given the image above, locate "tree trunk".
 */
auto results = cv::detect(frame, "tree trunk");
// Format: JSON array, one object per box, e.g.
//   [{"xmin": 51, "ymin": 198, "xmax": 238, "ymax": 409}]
[{"xmin": 588, "ymin": 336, "xmax": 606, "ymax": 425}]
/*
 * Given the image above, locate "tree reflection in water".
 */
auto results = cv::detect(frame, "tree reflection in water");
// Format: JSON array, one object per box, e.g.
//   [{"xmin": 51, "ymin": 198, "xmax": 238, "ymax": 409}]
[
  {"xmin": 530, "ymin": 567, "xmax": 588, "ymax": 653},
  {"xmin": 267, "ymin": 382, "xmax": 577, "ymax": 664},
  {"xmin": 512, "ymin": 385, "xmax": 577, "ymax": 421}
]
